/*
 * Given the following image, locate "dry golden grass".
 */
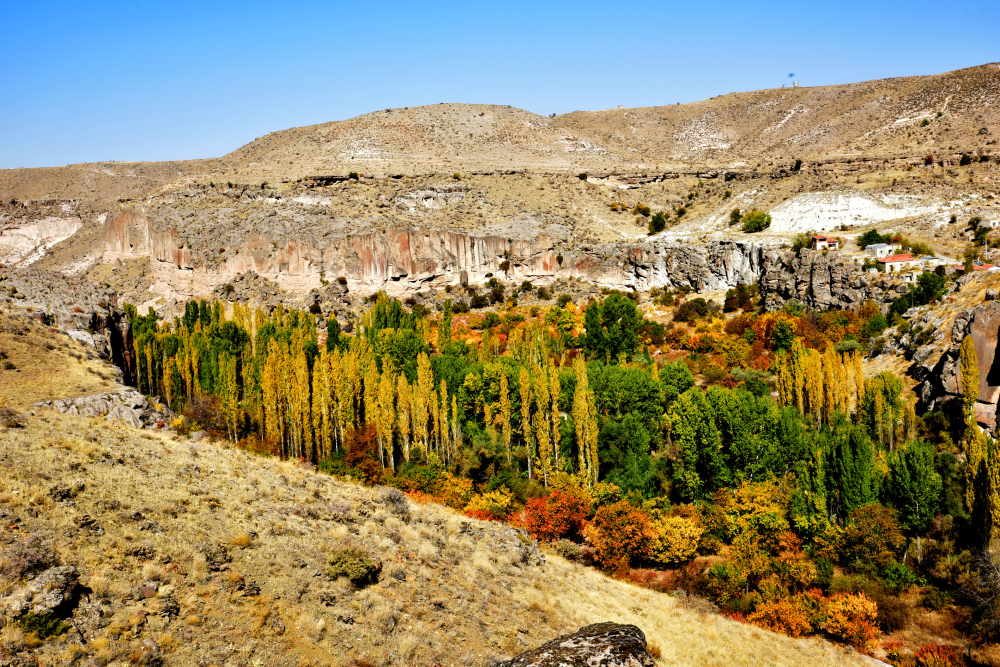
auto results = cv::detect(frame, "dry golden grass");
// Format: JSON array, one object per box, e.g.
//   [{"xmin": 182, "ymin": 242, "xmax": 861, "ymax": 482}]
[
  {"xmin": 0, "ymin": 409, "xmax": 875, "ymax": 667},
  {"xmin": 0, "ymin": 307, "xmax": 117, "ymax": 408}
]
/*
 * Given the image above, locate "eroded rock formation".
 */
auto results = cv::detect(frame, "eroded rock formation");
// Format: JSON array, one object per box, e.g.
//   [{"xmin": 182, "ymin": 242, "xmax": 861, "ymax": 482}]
[
  {"xmin": 490, "ymin": 622, "xmax": 656, "ymax": 667},
  {"xmin": 760, "ymin": 248, "xmax": 900, "ymax": 311},
  {"xmin": 104, "ymin": 207, "xmax": 769, "ymax": 296}
]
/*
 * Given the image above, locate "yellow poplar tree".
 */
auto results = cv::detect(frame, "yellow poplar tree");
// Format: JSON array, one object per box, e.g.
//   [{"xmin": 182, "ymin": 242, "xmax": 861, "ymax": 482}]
[
  {"xmin": 572, "ymin": 357, "xmax": 599, "ymax": 487},
  {"xmin": 396, "ymin": 374, "xmax": 411, "ymax": 461},
  {"xmin": 500, "ymin": 372, "xmax": 512, "ymax": 466}
]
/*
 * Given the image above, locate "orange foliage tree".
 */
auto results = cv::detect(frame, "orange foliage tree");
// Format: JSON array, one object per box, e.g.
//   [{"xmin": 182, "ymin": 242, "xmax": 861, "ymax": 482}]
[
  {"xmin": 524, "ymin": 489, "xmax": 590, "ymax": 542},
  {"xmin": 588, "ymin": 500, "xmax": 654, "ymax": 577}
]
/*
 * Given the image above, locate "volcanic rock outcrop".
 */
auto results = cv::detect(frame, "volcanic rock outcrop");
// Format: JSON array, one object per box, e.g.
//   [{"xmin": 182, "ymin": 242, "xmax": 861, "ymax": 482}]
[
  {"xmin": 759, "ymin": 248, "xmax": 900, "ymax": 311},
  {"xmin": 913, "ymin": 300, "xmax": 1000, "ymax": 431},
  {"xmin": 105, "ymin": 207, "xmax": 770, "ymax": 296},
  {"xmin": 490, "ymin": 622, "xmax": 656, "ymax": 667}
]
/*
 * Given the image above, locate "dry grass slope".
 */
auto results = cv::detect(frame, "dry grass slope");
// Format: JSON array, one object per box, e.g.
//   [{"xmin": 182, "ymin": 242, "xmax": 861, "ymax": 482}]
[{"xmin": 0, "ymin": 408, "xmax": 875, "ymax": 667}]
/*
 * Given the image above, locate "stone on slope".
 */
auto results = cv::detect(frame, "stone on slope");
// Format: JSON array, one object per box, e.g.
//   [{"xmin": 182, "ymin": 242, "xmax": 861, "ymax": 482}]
[{"xmin": 490, "ymin": 622, "xmax": 655, "ymax": 667}]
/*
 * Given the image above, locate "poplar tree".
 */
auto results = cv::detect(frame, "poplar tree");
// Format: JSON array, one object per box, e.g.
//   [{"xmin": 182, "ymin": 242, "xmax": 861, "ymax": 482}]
[
  {"xmin": 396, "ymin": 374, "xmax": 411, "ymax": 461},
  {"xmin": 519, "ymin": 367, "xmax": 533, "ymax": 480},
  {"xmin": 572, "ymin": 357, "xmax": 599, "ymax": 487},
  {"xmin": 376, "ymin": 370, "xmax": 396, "ymax": 468},
  {"xmin": 500, "ymin": 372, "xmax": 512, "ymax": 466}
]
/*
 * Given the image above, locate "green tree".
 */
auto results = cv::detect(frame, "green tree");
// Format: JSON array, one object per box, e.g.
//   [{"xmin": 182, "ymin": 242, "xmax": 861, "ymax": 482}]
[
  {"xmin": 741, "ymin": 210, "xmax": 772, "ymax": 233},
  {"xmin": 826, "ymin": 418, "xmax": 879, "ymax": 520},
  {"xmin": 669, "ymin": 388, "xmax": 728, "ymax": 501},
  {"xmin": 884, "ymin": 440, "xmax": 942, "ymax": 534},
  {"xmin": 648, "ymin": 211, "xmax": 667, "ymax": 234},
  {"xmin": 584, "ymin": 293, "xmax": 641, "ymax": 362}
]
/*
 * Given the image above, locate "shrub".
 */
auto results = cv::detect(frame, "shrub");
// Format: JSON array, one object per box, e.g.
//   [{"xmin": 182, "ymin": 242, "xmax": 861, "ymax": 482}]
[
  {"xmin": 578, "ymin": 172, "xmax": 588, "ymax": 180},
  {"xmin": 960, "ymin": 154, "xmax": 974, "ymax": 166},
  {"xmin": 327, "ymin": 547, "xmax": 381, "ymax": 587},
  {"xmin": 348, "ymin": 171, "xmax": 359, "ymax": 180},
  {"xmin": 589, "ymin": 500, "xmax": 653, "ymax": 576},
  {"xmin": 747, "ymin": 595, "xmax": 815, "ymax": 637},
  {"xmin": 547, "ymin": 538, "xmax": 584, "ymax": 561},
  {"xmin": 741, "ymin": 210, "xmax": 772, "ymax": 233},
  {"xmin": 824, "ymin": 592, "xmax": 879, "ymax": 652},
  {"xmin": 633, "ymin": 203, "xmax": 651, "ymax": 217},
  {"xmin": 536, "ymin": 287, "xmax": 550, "ymax": 300},
  {"xmin": 840, "ymin": 504, "xmax": 904, "ymax": 577},
  {"xmin": 0, "ymin": 535, "xmax": 58, "ymax": 580},
  {"xmin": 470, "ymin": 294, "xmax": 489, "ymax": 309},
  {"xmin": 557, "ymin": 294, "xmax": 572, "ymax": 307},
  {"xmin": 648, "ymin": 515, "xmax": 702, "ymax": 565},
  {"xmin": 882, "ymin": 561, "xmax": 918, "ymax": 593},
  {"xmin": 520, "ymin": 280, "xmax": 533, "ymax": 292},
  {"xmin": 17, "ymin": 612, "xmax": 70, "ymax": 639},
  {"xmin": 703, "ymin": 561, "xmax": 747, "ymax": 604},
  {"xmin": 345, "ymin": 424, "xmax": 384, "ymax": 484},
  {"xmin": 729, "ymin": 208, "xmax": 742, "ymax": 225},
  {"xmin": 223, "ymin": 283, "xmax": 235, "ymax": 295},
  {"xmin": 648, "ymin": 212, "xmax": 667, "ymax": 234},
  {"xmin": 465, "ymin": 486, "xmax": 515, "ymax": 520},
  {"xmin": 337, "ymin": 276, "xmax": 348, "ymax": 285},
  {"xmin": 525, "ymin": 489, "xmax": 589, "ymax": 542},
  {"xmin": 914, "ymin": 644, "xmax": 963, "ymax": 667}
]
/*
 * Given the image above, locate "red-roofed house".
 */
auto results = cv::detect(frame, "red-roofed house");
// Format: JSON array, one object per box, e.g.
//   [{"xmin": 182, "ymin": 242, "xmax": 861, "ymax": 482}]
[
  {"xmin": 878, "ymin": 254, "xmax": 915, "ymax": 273},
  {"xmin": 812, "ymin": 235, "xmax": 839, "ymax": 250}
]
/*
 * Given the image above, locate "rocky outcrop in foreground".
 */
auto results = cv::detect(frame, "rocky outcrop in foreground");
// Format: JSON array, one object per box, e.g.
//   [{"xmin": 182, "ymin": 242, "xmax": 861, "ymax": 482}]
[
  {"xmin": 491, "ymin": 623, "xmax": 656, "ymax": 667},
  {"xmin": 33, "ymin": 388, "xmax": 173, "ymax": 430}
]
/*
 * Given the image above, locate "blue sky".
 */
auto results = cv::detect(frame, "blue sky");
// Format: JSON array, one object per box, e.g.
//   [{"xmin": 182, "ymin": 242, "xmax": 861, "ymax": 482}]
[{"xmin": 2, "ymin": 1, "xmax": 997, "ymax": 169}]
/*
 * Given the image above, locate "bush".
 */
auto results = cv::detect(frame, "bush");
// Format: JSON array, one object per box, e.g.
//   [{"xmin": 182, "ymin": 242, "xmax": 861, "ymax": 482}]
[
  {"xmin": 882, "ymin": 561, "xmax": 918, "ymax": 593},
  {"xmin": 648, "ymin": 212, "xmax": 667, "ymax": 234},
  {"xmin": 536, "ymin": 287, "xmax": 550, "ymax": 300},
  {"xmin": 588, "ymin": 500, "xmax": 653, "ymax": 576},
  {"xmin": 17, "ymin": 612, "xmax": 70, "ymax": 639},
  {"xmin": 547, "ymin": 538, "xmax": 584, "ymax": 561},
  {"xmin": 840, "ymin": 504, "xmax": 905, "ymax": 577},
  {"xmin": 578, "ymin": 172, "xmax": 588, "ymax": 180},
  {"xmin": 557, "ymin": 294, "xmax": 573, "ymax": 307},
  {"xmin": 960, "ymin": 153, "xmax": 974, "ymax": 166},
  {"xmin": 703, "ymin": 561, "xmax": 747, "ymax": 605},
  {"xmin": 914, "ymin": 644, "xmax": 963, "ymax": 667},
  {"xmin": 525, "ymin": 489, "xmax": 589, "ymax": 542},
  {"xmin": 327, "ymin": 547, "xmax": 381, "ymax": 587},
  {"xmin": 729, "ymin": 208, "xmax": 742, "ymax": 226},
  {"xmin": 633, "ymin": 203, "xmax": 651, "ymax": 217},
  {"xmin": 470, "ymin": 294, "xmax": 489, "ymax": 309},
  {"xmin": 747, "ymin": 594, "xmax": 817, "ymax": 637},
  {"xmin": 741, "ymin": 210, "xmax": 772, "ymax": 233},
  {"xmin": 824, "ymin": 593, "xmax": 879, "ymax": 652},
  {"xmin": 520, "ymin": 280, "xmax": 533, "ymax": 292},
  {"xmin": 673, "ymin": 298, "xmax": 709, "ymax": 323},
  {"xmin": 465, "ymin": 486, "xmax": 515, "ymax": 520},
  {"xmin": 648, "ymin": 515, "xmax": 702, "ymax": 565}
]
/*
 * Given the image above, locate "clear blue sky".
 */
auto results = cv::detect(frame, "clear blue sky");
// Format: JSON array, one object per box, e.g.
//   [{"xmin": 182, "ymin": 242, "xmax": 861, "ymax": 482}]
[{"xmin": 2, "ymin": 0, "xmax": 997, "ymax": 169}]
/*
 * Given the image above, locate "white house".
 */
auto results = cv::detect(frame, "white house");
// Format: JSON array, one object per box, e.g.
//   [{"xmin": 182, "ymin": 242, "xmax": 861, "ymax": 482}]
[
  {"xmin": 878, "ymin": 253, "xmax": 915, "ymax": 273},
  {"xmin": 865, "ymin": 243, "xmax": 903, "ymax": 258},
  {"xmin": 813, "ymin": 235, "xmax": 840, "ymax": 250}
]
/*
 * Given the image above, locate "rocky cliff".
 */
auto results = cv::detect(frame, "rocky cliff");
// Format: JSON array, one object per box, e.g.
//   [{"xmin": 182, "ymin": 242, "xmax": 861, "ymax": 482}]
[
  {"xmin": 913, "ymin": 299, "xmax": 1000, "ymax": 431},
  {"xmin": 104, "ymin": 207, "xmax": 768, "ymax": 297},
  {"xmin": 760, "ymin": 248, "xmax": 903, "ymax": 311}
]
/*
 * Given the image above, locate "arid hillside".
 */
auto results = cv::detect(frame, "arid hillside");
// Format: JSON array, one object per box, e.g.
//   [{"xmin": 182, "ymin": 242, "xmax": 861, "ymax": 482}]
[
  {"xmin": 204, "ymin": 63, "xmax": 1000, "ymax": 182},
  {"xmin": 0, "ymin": 313, "xmax": 876, "ymax": 667}
]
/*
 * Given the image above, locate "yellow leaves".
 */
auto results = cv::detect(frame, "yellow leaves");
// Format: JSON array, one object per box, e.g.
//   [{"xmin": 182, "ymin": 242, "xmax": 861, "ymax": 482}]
[
  {"xmin": 647, "ymin": 515, "xmax": 702, "ymax": 565},
  {"xmin": 465, "ymin": 486, "xmax": 515, "ymax": 519}
]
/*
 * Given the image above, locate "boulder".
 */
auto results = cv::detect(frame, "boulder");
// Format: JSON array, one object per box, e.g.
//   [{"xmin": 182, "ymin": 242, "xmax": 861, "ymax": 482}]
[
  {"xmin": 490, "ymin": 623, "xmax": 655, "ymax": 667},
  {"xmin": 5, "ymin": 565, "xmax": 79, "ymax": 618}
]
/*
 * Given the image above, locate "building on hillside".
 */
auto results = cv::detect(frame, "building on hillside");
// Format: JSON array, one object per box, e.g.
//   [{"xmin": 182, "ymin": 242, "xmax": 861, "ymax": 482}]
[
  {"xmin": 865, "ymin": 243, "xmax": 899, "ymax": 258},
  {"xmin": 878, "ymin": 253, "xmax": 915, "ymax": 273},
  {"xmin": 813, "ymin": 235, "xmax": 839, "ymax": 250},
  {"xmin": 900, "ymin": 270, "xmax": 921, "ymax": 283}
]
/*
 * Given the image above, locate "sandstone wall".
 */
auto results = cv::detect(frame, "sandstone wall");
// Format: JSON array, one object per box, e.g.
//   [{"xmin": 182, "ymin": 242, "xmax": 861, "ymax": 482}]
[{"xmin": 104, "ymin": 208, "xmax": 768, "ymax": 296}]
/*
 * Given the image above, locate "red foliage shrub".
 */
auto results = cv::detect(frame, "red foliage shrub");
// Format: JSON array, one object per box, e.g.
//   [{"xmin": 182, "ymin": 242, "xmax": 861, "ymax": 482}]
[
  {"xmin": 345, "ymin": 424, "xmax": 384, "ymax": 484},
  {"xmin": 914, "ymin": 644, "xmax": 963, "ymax": 667},
  {"xmin": 524, "ymin": 489, "xmax": 589, "ymax": 541},
  {"xmin": 465, "ymin": 509, "xmax": 500, "ymax": 522},
  {"xmin": 588, "ymin": 500, "xmax": 654, "ymax": 577}
]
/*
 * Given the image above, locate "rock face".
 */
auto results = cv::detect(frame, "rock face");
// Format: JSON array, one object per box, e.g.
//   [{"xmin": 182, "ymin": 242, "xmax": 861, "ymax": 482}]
[
  {"xmin": 759, "ymin": 248, "xmax": 898, "ymax": 311},
  {"xmin": 106, "ymin": 207, "xmax": 768, "ymax": 296},
  {"xmin": 34, "ymin": 388, "xmax": 174, "ymax": 430},
  {"xmin": 914, "ymin": 301, "xmax": 1000, "ymax": 431},
  {"xmin": 491, "ymin": 623, "xmax": 656, "ymax": 667},
  {"xmin": 4, "ymin": 566, "xmax": 80, "ymax": 619},
  {"xmin": 0, "ymin": 267, "xmax": 136, "ymax": 384}
]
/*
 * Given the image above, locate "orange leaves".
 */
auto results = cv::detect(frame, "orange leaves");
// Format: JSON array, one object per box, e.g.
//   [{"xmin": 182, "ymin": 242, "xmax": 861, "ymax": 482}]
[
  {"xmin": 824, "ymin": 592, "xmax": 880, "ymax": 653},
  {"xmin": 524, "ymin": 489, "xmax": 590, "ymax": 542},
  {"xmin": 588, "ymin": 501, "xmax": 654, "ymax": 577}
]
